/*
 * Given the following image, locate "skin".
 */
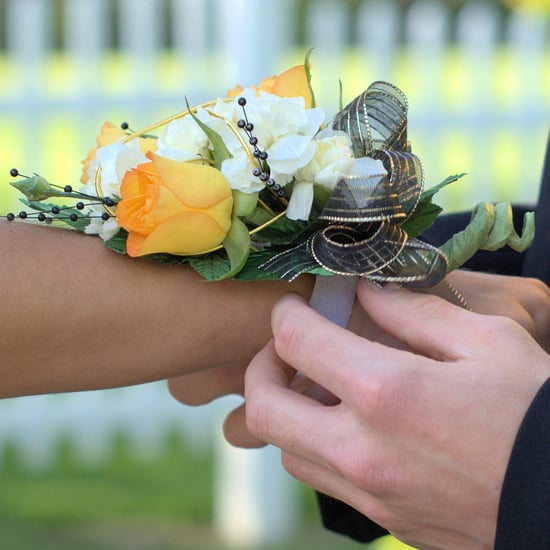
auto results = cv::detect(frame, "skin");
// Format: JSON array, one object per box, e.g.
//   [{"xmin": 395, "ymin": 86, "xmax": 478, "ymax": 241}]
[
  {"xmin": 0, "ymin": 220, "xmax": 312, "ymax": 397},
  {"xmin": 168, "ymin": 269, "xmax": 550, "ymax": 411},
  {"xmin": 168, "ymin": 271, "xmax": 550, "ymax": 549},
  {"xmin": 240, "ymin": 281, "xmax": 550, "ymax": 549}
]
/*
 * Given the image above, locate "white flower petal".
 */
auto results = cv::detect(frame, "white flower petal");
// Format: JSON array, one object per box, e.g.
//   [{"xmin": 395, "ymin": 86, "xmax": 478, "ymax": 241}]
[
  {"xmin": 158, "ymin": 116, "xmax": 209, "ymax": 154},
  {"xmin": 286, "ymin": 181, "xmax": 314, "ymax": 221},
  {"xmin": 268, "ymin": 136, "xmax": 315, "ymax": 174},
  {"xmin": 116, "ymin": 141, "xmax": 148, "ymax": 184},
  {"xmin": 303, "ymin": 107, "xmax": 326, "ymax": 136},
  {"xmin": 221, "ymin": 154, "xmax": 265, "ymax": 193}
]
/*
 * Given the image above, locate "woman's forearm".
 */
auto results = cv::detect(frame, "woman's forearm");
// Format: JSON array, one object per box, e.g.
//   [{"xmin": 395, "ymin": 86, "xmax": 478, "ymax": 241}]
[{"xmin": 0, "ymin": 221, "xmax": 313, "ymax": 397}]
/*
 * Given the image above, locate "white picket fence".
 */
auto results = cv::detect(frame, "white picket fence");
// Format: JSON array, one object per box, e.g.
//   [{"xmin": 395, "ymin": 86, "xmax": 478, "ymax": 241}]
[
  {"xmin": 1, "ymin": 0, "xmax": 549, "ymax": 206},
  {"xmin": 0, "ymin": 0, "xmax": 549, "ymax": 546}
]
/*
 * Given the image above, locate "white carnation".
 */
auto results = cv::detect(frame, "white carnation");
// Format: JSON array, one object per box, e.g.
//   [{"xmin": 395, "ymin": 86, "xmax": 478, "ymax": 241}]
[
  {"xmin": 221, "ymin": 152, "xmax": 265, "ymax": 193},
  {"xmin": 81, "ymin": 139, "xmax": 147, "ymax": 239}
]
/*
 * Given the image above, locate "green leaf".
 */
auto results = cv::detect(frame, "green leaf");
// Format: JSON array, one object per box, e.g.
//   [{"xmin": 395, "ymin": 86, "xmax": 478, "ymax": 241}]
[
  {"xmin": 304, "ymin": 266, "xmax": 334, "ymax": 277},
  {"xmin": 232, "ymin": 248, "xmax": 286, "ymax": 280},
  {"xmin": 104, "ymin": 229, "xmax": 129, "ymax": 254},
  {"xmin": 402, "ymin": 173, "xmax": 465, "ymax": 237},
  {"xmin": 185, "ymin": 98, "xmax": 232, "ymax": 170},
  {"xmin": 420, "ymin": 173, "xmax": 466, "ymax": 201},
  {"xmin": 232, "ymin": 190, "xmax": 258, "ymax": 217},
  {"xmin": 189, "ymin": 217, "xmax": 254, "ymax": 281},
  {"xmin": 21, "ymin": 199, "xmax": 90, "ymax": 232},
  {"xmin": 402, "ymin": 201, "xmax": 443, "ymax": 238},
  {"xmin": 219, "ymin": 217, "xmax": 251, "ymax": 279},
  {"xmin": 255, "ymin": 216, "xmax": 311, "ymax": 245},
  {"xmin": 304, "ymin": 49, "xmax": 316, "ymax": 109},
  {"xmin": 313, "ymin": 184, "xmax": 331, "ymax": 212},
  {"xmin": 244, "ymin": 205, "xmax": 274, "ymax": 227},
  {"xmin": 188, "ymin": 253, "xmax": 231, "ymax": 281}
]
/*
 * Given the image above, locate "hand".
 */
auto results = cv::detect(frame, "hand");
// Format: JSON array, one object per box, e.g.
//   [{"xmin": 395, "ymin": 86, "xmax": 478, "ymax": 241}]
[
  {"xmin": 441, "ymin": 270, "xmax": 550, "ymax": 352},
  {"xmin": 168, "ymin": 270, "xmax": 550, "ymax": 444},
  {"xmin": 242, "ymin": 280, "xmax": 550, "ymax": 549}
]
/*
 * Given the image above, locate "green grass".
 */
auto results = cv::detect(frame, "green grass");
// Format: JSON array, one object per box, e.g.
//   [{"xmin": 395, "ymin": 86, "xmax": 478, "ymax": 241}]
[{"xmin": 0, "ymin": 433, "xmax": 410, "ymax": 549}]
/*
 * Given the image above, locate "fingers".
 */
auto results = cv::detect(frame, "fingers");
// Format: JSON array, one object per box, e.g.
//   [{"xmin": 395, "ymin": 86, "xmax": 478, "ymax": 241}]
[
  {"xmin": 223, "ymin": 403, "xmax": 266, "ymax": 448},
  {"xmin": 447, "ymin": 271, "xmax": 550, "ymax": 349},
  {"xmin": 356, "ymin": 279, "xmax": 484, "ymax": 361},
  {"xmin": 290, "ymin": 373, "xmax": 340, "ymax": 406},
  {"xmin": 280, "ymin": 450, "xmax": 390, "ymax": 528},
  {"xmin": 167, "ymin": 364, "xmax": 246, "ymax": 406},
  {"xmin": 269, "ymin": 293, "xmax": 412, "ymax": 401},
  {"xmin": 244, "ymin": 339, "xmax": 339, "ymax": 462}
]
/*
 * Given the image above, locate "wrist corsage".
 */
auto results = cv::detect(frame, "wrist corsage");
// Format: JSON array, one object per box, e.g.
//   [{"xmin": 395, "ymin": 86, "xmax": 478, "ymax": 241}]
[{"xmin": 6, "ymin": 53, "xmax": 534, "ymax": 291}]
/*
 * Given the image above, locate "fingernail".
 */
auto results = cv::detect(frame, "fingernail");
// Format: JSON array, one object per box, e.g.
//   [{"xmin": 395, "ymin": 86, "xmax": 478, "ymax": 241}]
[
  {"xmin": 359, "ymin": 278, "xmax": 383, "ymax": 291},
  {"xmin": 360, "ymin": 279, "xmax": 402, "ymax": 292},
  {"xmin": 381, "ymin": 282, "xmax": 403, "ymax": 293}
]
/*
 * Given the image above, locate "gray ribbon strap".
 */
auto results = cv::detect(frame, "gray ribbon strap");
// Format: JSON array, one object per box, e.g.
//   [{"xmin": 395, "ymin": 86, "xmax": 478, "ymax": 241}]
[{"xmin": 309, "ymin": 274, "xmax": 358, "ymax": 328}]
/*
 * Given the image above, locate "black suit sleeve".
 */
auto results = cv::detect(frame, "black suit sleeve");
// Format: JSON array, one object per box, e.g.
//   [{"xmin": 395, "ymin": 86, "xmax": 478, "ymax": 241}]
[
  {"xmin": 495, "ymin": 377, "xmax": 550, "ymax": 549},
  {"xmin": 316, "ymin": 492, "xmax": 388, "ymax": 543}
]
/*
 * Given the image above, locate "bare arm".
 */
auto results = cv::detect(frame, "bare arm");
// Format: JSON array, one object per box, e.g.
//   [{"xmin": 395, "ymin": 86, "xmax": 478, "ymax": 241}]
[
  {"xmin": 169, "ymin": 269, "xmax": 550, "ymax": 414},
  {"xmin": 0, "ymin": 221, "xmax": 313, "ymax": 397}
]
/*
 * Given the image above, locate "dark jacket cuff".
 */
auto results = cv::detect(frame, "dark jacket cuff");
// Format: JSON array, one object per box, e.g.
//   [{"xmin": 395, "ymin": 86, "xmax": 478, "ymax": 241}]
[{"xmin": 495, "ymin": 377, "xmax": 550, "ymax": 549}]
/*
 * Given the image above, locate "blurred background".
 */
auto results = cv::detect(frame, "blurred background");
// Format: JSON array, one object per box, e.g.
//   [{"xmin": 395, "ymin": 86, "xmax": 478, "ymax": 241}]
[{"xmin": 0, "ymin": 0, "xmax": 549, "ymax": 548}]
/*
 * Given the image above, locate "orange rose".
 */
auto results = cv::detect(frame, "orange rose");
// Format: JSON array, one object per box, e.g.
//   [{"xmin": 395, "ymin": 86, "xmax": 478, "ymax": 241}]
[
  {"xmin": 227, "ymin": 63, "xmax": 314, "ymax": 107},
  {"xmin": 116, "ymin": 153, "xmax": 233, "ymax": 257},
  {"xmin": 80, "ymin": 122, "xmax": 158, "ymax": 184}
]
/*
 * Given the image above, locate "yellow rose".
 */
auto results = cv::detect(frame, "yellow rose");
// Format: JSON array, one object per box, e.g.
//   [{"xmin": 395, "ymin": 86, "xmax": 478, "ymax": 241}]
[
  {"xmin": 80, "ymin": 121, "xmax": 158, "ymax": 184},
  {"xmin": 116, "ymin": 153, "xmax": 233, "ymax": 257},
  {"xmin": 227, "ymin": 63, "xmax": 314, "ymax": 107}
]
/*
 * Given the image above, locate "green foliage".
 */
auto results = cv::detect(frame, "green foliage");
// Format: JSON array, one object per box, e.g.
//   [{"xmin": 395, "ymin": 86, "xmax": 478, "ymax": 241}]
[
  {"xmin": 254, "ymin": 216, "xmax": 313, "ymax": 246},
  {"xmin": 232, "ymin": 190, "xmax": 259, "ymax": 217},
  {"xmin": 0, "ymin": 431, "xmax": 376, "ymax": 549},
  {"xmin": 104, "ymin": 228, "xmax": 129, "ymax": 255},
  {"xmin": 402, "ymin": 202, "xmax": 442, "ymax": 238},
  {"xmin": 402, "ymin": 173, "xmax": 465, "ymax": 238},
  {"xmin": 441, "ymin": 201, "xmax": 535, "ymax": 272},
  {"xmin": 11, "ymin": 175, "xmax": 64, "ymax": 201},
  {"xmin": 188, "ymin": 253, "xmax": 231, "ymax": 280},
  {"xmin": 304, "ymin": 49, "xmax": 316, "ymax": 109},
  {"xmin": 21, "ymin": 199, "xmax": 91, "ymax": 233},
  {"xmin": 218, "ymin": 217, "xmax": 251, "ymax": 279},
  {"xmin": 185, "ymin": 99, "xmax": 232, "ymax": 170}
]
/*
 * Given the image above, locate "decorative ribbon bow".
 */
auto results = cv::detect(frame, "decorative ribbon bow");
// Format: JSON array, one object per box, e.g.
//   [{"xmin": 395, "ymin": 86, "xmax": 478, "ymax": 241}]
[{"xmin": 260, "ymin": 81, "xmax": 448, "ymax": 288}]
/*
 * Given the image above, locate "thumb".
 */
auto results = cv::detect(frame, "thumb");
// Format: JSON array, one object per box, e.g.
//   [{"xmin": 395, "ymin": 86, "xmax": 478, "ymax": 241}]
[{"xmin": 223, "ymin": 403, "xmax": 266, "ymax": 449}]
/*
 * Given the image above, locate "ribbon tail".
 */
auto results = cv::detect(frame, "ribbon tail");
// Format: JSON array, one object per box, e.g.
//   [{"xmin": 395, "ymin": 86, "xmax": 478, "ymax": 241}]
[{"xmin": 309, "ymin": 274, "xmax": 358, "ymax": 328}]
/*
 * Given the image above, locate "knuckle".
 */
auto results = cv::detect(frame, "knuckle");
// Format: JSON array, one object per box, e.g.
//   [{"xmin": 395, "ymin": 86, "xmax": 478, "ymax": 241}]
[
  {"xmin": 273, "ymin": 315, "xmax": 304, "ymax": 360},
  {"xmin": 338, "ymin": 445, "xmax": 395, "ymax": 497},
  {"xmin": 475, "ymin": 313, "xmax": 519, "ymax": 342},
  {"xmin": 525, "ymin": 276, "xmax": 550, "ymax": 298},
  {"xmin": 281, "ymin": 451, "xmax": 307, "ymax": 482},
  {"xmin": 350, "ymin": 366, "xmax": 407, "ymax": 426},
  {"xmin": 244, "ymin": 390, "xmax": 272, "ymax": 440}
]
